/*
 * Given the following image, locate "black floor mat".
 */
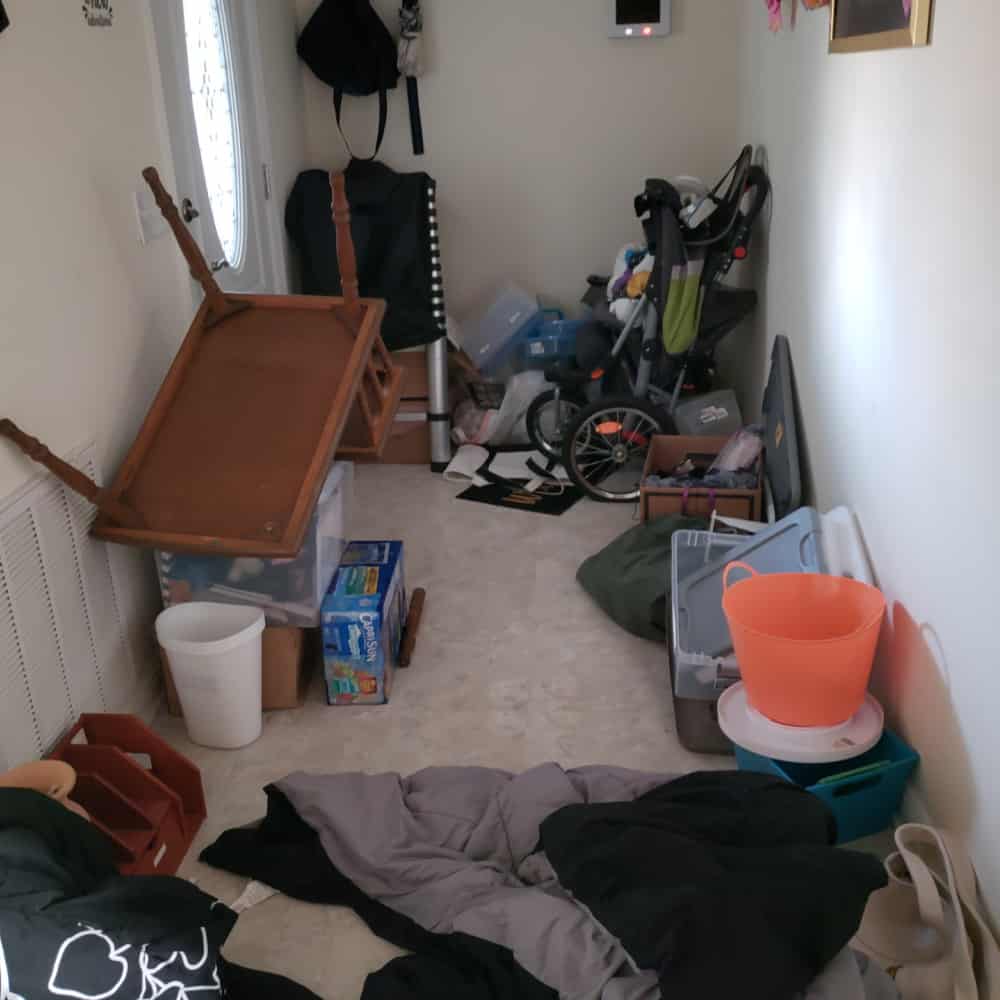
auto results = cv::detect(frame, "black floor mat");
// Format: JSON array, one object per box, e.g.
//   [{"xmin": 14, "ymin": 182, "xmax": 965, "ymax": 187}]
[{"xmin": 456, "ymin": 482, "xmax": 583, "ymax": 516}]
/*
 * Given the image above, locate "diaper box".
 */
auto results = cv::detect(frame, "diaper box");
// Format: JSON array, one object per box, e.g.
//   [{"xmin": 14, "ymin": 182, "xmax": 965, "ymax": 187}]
[{"xmin": 320, "ymin": 541, "xmax": 405, "ymax": 705}]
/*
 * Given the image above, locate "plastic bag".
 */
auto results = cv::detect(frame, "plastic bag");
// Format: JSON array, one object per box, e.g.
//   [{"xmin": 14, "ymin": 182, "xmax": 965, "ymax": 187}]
[
  {"xmin": 709, "ymin": 425, "xmax": 764, "ymax": 474},
  {"xmin": 451, "ymin": 370, "xmax": 549, "ymax": 446}
]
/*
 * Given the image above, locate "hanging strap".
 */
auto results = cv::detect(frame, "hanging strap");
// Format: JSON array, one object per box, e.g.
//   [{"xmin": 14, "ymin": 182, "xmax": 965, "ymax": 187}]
[
  {"xmin": 333, "ymin": 87, "xmax": 388, "ymax": 161},
  {"xmin": 399, "ymin": 0, "xmax": 425, "ymax": 156},
  {"xmin": 406, "ymin": 77, "xmax": 425, "ymax": 156}
]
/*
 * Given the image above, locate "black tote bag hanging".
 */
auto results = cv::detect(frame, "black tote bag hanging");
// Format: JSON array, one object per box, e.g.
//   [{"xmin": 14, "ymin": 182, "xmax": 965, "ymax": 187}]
[{"xmin": 297, "ymin": 0, "xmax": 400, "ymax": 160}]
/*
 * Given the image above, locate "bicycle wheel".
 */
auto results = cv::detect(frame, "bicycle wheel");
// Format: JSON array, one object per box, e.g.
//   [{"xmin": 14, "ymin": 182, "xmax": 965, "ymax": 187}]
[
  {"xmin": 526, "ymin": 389, "xmax": 586, "ymax": 460},
  {"xmin": 562, "ymin": 396, "xmax": 666, "ymax": 502}
]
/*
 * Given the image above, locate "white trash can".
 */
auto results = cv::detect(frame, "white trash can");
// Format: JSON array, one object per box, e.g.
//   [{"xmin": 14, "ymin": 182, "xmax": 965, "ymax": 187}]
[{"xmin": 155, "ymin": 603, "xmax": 266, "ymax": 749}]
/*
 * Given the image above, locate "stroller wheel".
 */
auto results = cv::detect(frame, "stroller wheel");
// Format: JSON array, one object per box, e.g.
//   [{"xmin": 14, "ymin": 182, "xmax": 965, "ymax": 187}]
[
  {"xmin": 526, "ymin": 389, "xmax": 586, "ymax": 461},
  {"xmin": 562, "ymin": 396, "xmax": 666, "ymax": 502}
]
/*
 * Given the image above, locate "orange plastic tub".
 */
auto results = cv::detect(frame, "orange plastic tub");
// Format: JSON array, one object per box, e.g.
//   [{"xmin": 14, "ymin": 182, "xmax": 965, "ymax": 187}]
[{"xmin": 722, "ymin": 563, "xmax": 886, "ymax": 727}]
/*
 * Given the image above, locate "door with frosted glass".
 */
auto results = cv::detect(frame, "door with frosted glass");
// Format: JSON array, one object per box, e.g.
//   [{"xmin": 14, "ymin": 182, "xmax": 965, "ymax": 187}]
[{"xmin": 151, "ymin": 0, "xmax": 278, "ymax": 295}]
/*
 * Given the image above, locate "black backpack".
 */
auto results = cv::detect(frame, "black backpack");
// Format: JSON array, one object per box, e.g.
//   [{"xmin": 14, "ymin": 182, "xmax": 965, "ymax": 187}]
[{"xmin": 297, "ymin": 0, "xmax": 400, "ymax": 159}]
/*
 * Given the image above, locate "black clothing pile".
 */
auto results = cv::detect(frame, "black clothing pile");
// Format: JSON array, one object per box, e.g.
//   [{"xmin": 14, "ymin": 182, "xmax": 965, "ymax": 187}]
[
  {"xmin": 0, "ymin": 788, "xmax": 318, "ymax": 999},
  {"xmin": 541, "ymin": 771, "xmax": 881, "ymax": 1000}
]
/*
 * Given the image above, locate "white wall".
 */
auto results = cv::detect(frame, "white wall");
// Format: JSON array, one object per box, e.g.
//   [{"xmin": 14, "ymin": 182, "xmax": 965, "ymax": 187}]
[
  {"xmin": 251, "ymin": 0, "xmax": 308, "ymax": 290},
  {"xmin": 736, "ymin": 3, "xmax": 998, "ymax": 912},
  {"xmin": 295, "ymin": 0, "xmax": 745, "ymax": 316},
  {"xmin": 0, "ymin": 0, "xmax": 193, "ymax": 713}
]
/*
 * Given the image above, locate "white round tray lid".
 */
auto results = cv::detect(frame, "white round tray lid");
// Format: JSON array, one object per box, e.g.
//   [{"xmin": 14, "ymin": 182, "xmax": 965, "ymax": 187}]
[{"xmin": 718, "ymin": 683, "xmax": 884, "ymax": 764}]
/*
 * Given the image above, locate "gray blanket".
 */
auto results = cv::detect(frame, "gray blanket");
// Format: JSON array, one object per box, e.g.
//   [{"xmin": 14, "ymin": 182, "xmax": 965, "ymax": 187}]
[{"xmin": 277, "ymin": 764, "xmax": 896, "ymax": 1000}]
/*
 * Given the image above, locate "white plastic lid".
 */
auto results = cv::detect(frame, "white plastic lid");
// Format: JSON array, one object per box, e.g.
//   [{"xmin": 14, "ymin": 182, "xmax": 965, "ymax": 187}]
[{"xmin": 718, "ymin": 683, "xmax": 884, "ymax": 764}]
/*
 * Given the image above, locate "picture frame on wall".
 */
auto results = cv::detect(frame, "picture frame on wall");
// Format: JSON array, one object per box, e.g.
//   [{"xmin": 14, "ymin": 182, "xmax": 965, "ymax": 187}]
[{"xmin": 829, "ymin": 0, "xmax": 933, "ymax": 53}]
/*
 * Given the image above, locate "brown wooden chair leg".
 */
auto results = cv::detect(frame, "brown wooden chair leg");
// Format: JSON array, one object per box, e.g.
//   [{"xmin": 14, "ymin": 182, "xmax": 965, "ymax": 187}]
[{"xmin": 398, "ymin": 588, "xmax": 426, "ymax": 668}]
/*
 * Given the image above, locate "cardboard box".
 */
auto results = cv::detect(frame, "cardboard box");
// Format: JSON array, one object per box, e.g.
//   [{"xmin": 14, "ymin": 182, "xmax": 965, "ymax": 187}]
[
  {"xmin": 359, "ymin": 352, "xmax": 432, "ymax": 465},
  {"xmin": 641, "ymin": 435, "xmax": 763, "ymax": 522},
  {"xmin": 162, "ymin": 626, "xmax": 314, "ymax": 715},
  {"xmin": 377, "ymin": 399, "xmax": 432, "ymax": 465},
  {"xmin": 395, "ymin": 350, "xmax": 431, "ymax": 397},
  {"xmin": 321, "ymin": 541, "xmax": 405, "ymax": 705}
]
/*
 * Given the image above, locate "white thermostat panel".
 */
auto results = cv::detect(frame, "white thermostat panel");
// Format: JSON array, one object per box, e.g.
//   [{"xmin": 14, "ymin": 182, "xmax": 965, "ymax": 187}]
[{"xmin": 609, "ymin": 0, "xmax": 672, "ymax": 38}]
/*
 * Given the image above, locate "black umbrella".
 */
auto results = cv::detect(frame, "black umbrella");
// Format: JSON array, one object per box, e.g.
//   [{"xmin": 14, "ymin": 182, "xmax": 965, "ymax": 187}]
[{"xmin": 398, "ymin": 0, "xmax": 425, "ymax": 155}]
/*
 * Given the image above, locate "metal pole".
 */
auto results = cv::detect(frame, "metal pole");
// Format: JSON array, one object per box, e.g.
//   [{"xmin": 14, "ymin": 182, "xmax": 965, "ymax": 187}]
[{"xmin": 426, "ymin": 335, "xmax": 451, "ymax": 471}]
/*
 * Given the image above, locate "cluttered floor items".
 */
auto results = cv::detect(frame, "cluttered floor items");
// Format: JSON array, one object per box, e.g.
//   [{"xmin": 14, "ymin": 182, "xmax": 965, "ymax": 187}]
[
  {"xmin": 1, "ymin": 167, "xmax": 427, "ymax": 738},
  {"xmin": 444, "ymin": 443, "xmax": 584, "ymax": 516},
  {"xmin": 201, "ymin": 766, "xmax": 895, "ymax": 1000},
  {"xmin": 577, "ymin": 358, "xmax": 921, "ymax": 844},
  {"xmin": 444, "ymin": 148, "xmax": 770, "ymax": 505},
  {"xmin": 2, "ymin": 149, "xmax": 998, "ymax": 1000}
]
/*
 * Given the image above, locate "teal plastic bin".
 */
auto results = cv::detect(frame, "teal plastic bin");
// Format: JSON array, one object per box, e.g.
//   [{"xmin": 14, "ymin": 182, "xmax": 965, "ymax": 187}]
[{"xmin": 734, "ymin": 729, "xmax": 919, "ymax": 843}]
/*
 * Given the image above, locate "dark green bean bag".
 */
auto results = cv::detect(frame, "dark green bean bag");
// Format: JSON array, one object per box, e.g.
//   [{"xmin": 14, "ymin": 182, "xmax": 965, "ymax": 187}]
[{"xmin": 577, "ymin": 516, "xmax": 706, "ymax": 641}]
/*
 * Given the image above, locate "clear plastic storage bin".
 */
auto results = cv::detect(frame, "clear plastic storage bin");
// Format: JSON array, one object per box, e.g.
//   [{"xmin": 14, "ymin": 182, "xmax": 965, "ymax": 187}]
[
  {"xmin": 156, "ymin": 461, "xmax": 353, "ymax": 627},
  {"xmin": 461, "ymin": 285, "xmax": 542, "ymax": 374},
  {"xmin": 670, "ymin": 510, "xmax": 827, "ymax": 700},
  {"xmin": 670, "ymin": 530, "xmax": 744, "ymax": 701}
]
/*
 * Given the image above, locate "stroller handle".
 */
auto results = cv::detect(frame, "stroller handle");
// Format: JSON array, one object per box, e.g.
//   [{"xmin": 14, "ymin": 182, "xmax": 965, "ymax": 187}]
[{"xmin": 635, "ymin": 179, "xmax": 682, "ymax": 219}]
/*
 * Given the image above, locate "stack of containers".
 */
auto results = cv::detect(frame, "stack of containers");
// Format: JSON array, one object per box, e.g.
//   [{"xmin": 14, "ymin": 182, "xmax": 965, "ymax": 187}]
[
  {"xmin": 669, "ymin": 508, "xmax": 828, "ymax": 749},
  {"xmin": 156, "ymin": 462, "xmax": 354, "ymax": 627},
  {"xmin": 460, "ymin": 285, "xmax": 583, "ymax": 380},
  {"xmin": 156, "ymin": 461, "xmax": 354, "ymax": 716},
  {"xmin": 669, "ymin": 507, "xmax": 919, "ymax": 843},
  {"xmin": 460, "ymin": 285, "xmax": 543, "ymax": 378}
]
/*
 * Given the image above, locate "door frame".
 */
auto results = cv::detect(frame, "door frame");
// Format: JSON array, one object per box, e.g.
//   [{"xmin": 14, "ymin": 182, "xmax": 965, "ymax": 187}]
[
  {"xmin": 236, "ymin": 0, "xmax": 290, "ymax": 295},
  {"xmin": 146, "ymin": 0, "xmax": 287, "ymax": 301}
]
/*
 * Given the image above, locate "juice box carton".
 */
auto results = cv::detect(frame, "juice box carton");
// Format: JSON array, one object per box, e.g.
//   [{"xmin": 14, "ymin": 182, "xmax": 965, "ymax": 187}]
[{"xmin": 320, "ymin": 541, "xmax": 405, "ymax": 705}]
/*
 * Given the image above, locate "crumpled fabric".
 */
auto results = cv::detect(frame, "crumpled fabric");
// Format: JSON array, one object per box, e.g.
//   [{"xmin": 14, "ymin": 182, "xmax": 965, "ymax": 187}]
[{"xmin": 645, "ymin": 470, "xmax": 759, "ymax": 491}]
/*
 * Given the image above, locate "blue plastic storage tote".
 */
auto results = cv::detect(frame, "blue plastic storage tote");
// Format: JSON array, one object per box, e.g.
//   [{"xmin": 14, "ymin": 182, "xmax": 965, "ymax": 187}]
[
  {"xmin": 735, "ymin": 730, "xmax": 919, "ymax": 844},
  {"xmin": 518, "ymin": 318, "xmax": 584, "ymax": 370},
  {"xmin": 480, "ymin": 309, "xmax": 571, "ymax": 379}
]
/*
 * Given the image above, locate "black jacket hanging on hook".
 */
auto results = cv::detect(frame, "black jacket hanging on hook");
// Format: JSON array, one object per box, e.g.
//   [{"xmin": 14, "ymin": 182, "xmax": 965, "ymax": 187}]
[{"xmin": 297, "ymin": 0, "xmax": 400, "ymax": 159}]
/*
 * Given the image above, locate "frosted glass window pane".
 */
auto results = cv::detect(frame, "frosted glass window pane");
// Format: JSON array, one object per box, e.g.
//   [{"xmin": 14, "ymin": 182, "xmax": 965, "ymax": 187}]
[{"xmin": 182, "ymin": 0, "xmax": 244, "ymax": 266}]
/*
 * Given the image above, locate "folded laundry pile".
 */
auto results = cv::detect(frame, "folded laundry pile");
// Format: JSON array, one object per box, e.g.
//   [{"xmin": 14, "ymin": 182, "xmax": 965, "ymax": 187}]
[
  {"xmin": 202, "ymin": 765, "xmax": 897, "ymax": 1000},
  {"xmin": 0, "ymin": 789, "xmax": 318, "ymax": 1000}
]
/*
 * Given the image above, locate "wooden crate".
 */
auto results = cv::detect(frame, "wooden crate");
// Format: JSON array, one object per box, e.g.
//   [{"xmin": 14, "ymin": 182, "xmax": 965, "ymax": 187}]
[
  {"xmin": 641, "ymin": 435, "xmax": 763, "ymax": 522},
  {"xmin": 49, "ymin": 714, "xmax": 205, "ymax": 876},
  {"xmin": 357, "ymin": 352, "xmax": 432, "ymax": 465}
]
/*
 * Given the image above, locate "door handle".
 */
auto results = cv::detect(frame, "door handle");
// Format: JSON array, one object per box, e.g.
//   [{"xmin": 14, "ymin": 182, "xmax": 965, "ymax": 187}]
[
  {"xmin": 180, "ymin": 197, "xmax": 200, "ymax": 223},
  {"xmin": 211, "ymin": 258, "xmax": 229, "ymax": 272}
]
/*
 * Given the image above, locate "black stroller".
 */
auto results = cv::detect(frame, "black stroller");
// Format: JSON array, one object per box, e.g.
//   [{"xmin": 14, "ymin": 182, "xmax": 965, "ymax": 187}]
[{"xmin": 526, "ymin": 146, "xmax": 770, "ymax": 502}]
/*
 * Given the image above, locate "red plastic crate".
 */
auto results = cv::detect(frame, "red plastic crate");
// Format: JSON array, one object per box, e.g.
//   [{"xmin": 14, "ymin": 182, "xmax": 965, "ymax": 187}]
[{"xmin": 49, "ymin": 714, "xmax": 205, "ymax": 876}]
